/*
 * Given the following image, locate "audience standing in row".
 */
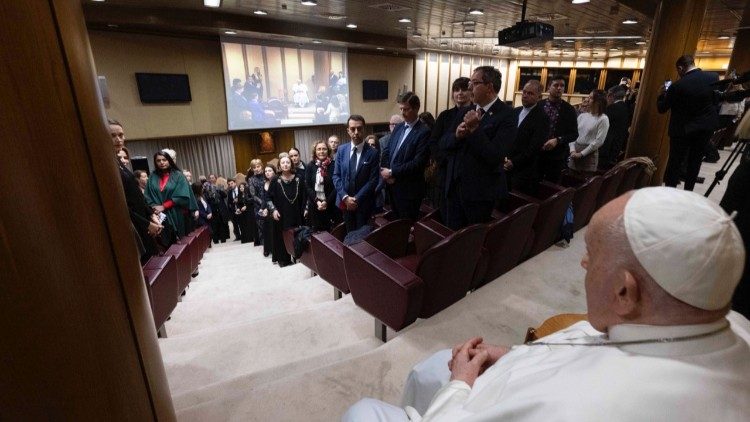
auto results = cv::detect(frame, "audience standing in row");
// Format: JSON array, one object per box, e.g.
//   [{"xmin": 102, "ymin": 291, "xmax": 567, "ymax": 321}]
[{"xmin": 537, "ymin": 75, "xmax": 579, "ymax": 183}]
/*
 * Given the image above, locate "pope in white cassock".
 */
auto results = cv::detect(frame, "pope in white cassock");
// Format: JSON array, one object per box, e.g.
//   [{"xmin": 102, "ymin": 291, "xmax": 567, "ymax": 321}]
[{"xmin": 343, "ymin": 187, "xmax": 750, "ymax": 422}]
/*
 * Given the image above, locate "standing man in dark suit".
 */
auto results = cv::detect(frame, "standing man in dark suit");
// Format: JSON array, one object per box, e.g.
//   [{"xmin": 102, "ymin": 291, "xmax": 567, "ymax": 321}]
[
  {"xmin": 537, "ymin": 75, "xmax": 579, "ymax": 183},
  {"xmin": 505, "ymin": 79, "xmax": 548, "ymax": 195},
  {"xmin": 439, "ymin": 66, "xmax": 517, "ymax": 230},
  {"xmin": 657, "ymin": 55, "xmax": 720, "ymax": 191},
  {"xmin": 333, "ymin": 115, "xmax": 380, "ymax": 232},
  {"xmin": 380, "ymin": 92, "xmax": 431, "ymax": 221},
  {"xmin": 226, "ymin": 178, "xmax": 242, "ymax": 241},
  {"xmin": 599, "ymin": 86, "xmax": 630, "ymax": 170}
]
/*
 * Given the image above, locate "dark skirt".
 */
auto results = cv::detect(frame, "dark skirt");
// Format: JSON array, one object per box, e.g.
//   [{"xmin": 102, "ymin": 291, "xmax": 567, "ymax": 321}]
[
  {"xmin": 238, "ymin": 211, "xmax": 255, "ymax": 244},
  {"xmin": 271, "ymin": 219, "xmax": 292, "ymax": 265}
]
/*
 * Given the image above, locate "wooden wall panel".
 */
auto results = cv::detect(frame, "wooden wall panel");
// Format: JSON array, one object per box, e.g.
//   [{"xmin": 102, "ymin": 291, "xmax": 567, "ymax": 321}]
[
  {"xmin": 436, "ymin": 54, "xmax": 451, "ymax": 116},
  {"xmin": 0, "ymin": 0, "xmax": 174, "ymax": 419},
  {"xmin": 232, "ymin": 130, "xmax": 296, "ymax": 173}
]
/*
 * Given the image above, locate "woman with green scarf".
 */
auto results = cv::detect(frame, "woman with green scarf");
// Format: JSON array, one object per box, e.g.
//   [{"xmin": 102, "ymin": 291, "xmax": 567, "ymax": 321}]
[{"xmin": 144, "ymin": 151, "xmax": 193, "ymax": 237}]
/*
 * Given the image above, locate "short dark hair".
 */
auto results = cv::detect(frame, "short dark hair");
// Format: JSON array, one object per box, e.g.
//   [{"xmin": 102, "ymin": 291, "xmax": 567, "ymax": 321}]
[
  {"xmin": 398, "ymin": 91, "xmax": 421, "ymax": 110},
  {"xmin": 608, "ymin": 86, "xmax": 627, "ymax": 100},
  {"xmin": 590, "ymin": 89, "xmax": 608, "ymax": 116},
  {"xmin": 548, "ymin": 75, "xmax": 566, "ymax": 86},
  {"xmin": 419, "ymin": 112, "xmax": 435, "ymax": 130},
  {"xmin": 676, "ymin": 55, "xmax": 695, "ymax": 68},
  {"xmin": 107, "ymin": 119, "xmax": 122, "ymax": 128},
  {"xmin": 452, "ymin": 77, "xmax": 470, "ymax": 92},
  {"xmin": 474, "ymin": 66, "xmax": 502, "ymax": 93},
  {"xmin": 134, "ymin": 170, "xmax": 147, "ymax": 179},
  {"xmin": 228, "ymin": 178, "xmax": 236, "ymax": 183},
  {"xmin": 347, "ymin": 114, "xmax": 366, "ymax": 126},
  {"xmin": 191, "ymin": 182, "xmax": 204, "ymax": 197}
]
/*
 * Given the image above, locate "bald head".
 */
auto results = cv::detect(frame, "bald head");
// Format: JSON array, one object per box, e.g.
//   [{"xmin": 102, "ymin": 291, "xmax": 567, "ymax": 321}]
[
  {"xmin": 389, "ymin": 114, "xmax": 404, "ymax": 132},
  {"xmin": 583, "ymin": 193, "xmax": 729, "ymax": 332}
]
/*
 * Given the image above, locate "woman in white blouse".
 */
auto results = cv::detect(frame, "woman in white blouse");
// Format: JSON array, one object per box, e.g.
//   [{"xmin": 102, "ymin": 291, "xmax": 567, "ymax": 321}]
[{"xmin": 569, "ymin": 89, "xmax": 610, "ymax": 173}]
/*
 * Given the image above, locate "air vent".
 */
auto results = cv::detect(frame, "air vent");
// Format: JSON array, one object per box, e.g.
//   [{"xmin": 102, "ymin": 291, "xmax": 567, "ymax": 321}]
[
  {"xmin": 369, "ymin": 3, "xmax": 411, "ymax": 12},
  {"xmin": 528, "ymin": 13, "xmax": 568, "ymax": 22}
]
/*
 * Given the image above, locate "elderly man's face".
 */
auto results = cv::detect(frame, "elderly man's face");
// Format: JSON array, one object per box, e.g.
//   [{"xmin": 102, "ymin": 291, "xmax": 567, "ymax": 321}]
[{"xmin": 582, "ymin": 194, "xmax": 631, "ymax": 332}]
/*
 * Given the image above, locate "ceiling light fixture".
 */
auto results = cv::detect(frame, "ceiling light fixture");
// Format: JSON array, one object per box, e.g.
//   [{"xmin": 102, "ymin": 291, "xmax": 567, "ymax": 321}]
[
  {"xmin": 301, "ymin": 0, "xmax": 318, "ymax": 6},
  {"xmin": 346, "ymin": 23, "xmax": 357, "ymax": 29},
  {"xmin": 635, "ymin": 41, "xmax": 646, "ymax": 45},
  {"xmin": 312, "ymin": 39, "xmax": 322, "ymax": 44},
  {"xmin": 571, "ymin": 0, "xmax": 590, "ymax": 4},
  {"xmin": 622, "ymin": 18, "xmax": 638, "ymax": 24},
  {"xmin": 718, "ymin": 35, "xmax": 730, "ymax": 39},
  {"xmin": 399, "ymin": 18, "xmax": 412, "ymax": 23},
  {"xmin": 565, "ymin": 39, "xmax": 575, "ymax": 43},
  {"xmin": 440, "ymin": 42, "xmax": 448, "ymax": 47},
  {"xmin": 254, "ymin": 10, "xmax": 268, "ymax": 15},
  {"xmin": 204, "ymin": 0, "xmax": 220, "ymax": 7},
  {"xmin": 92, "ymin": 0, "xmax": 106, "ymax": 2},
  {"xmin": 554, "ymin": 35, "xmax": 642, "ymax": 40},
  {"xmin": 412, "ymin": 33, "xmax": 422, "ymax": 38},
  {"xmin": 376, "ymin": 47, "xmax": 385, "ymax": 50},
  {"xmin": 468, "ymin": 8, "xmax": 484, "ymax": 15},
  {"xmin": 224, "ymin": 30, "xmax": 236, "ymax": 35}
]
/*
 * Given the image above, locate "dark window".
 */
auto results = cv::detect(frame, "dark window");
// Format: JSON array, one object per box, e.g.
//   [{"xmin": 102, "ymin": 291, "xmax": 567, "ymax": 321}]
[
  {"xmin": 604, "ymin": 69, "xmax": 635, "ymax": 91},
  {"xmin": 518, "ymin": 67, "xmax": 542, "ymax": 91},
  {"xmin": 574, "ymin": 69, "xmax": 601, "ymax": 94}
]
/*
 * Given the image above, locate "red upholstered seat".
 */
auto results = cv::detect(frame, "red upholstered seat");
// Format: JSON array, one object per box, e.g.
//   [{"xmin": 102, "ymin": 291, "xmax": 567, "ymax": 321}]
[
  {"xmin": 616, "ymin": 161, "xmax": 640, "ymax": 196},
  {"xmin": 283, "ymin": 228, "xmax": 317, "ymax": 274},
  {"xmin": 142, "ymin": 255, "xmax": 178, "ymax": 331},
  {"xmin": 164, "ymin": 243, "xmax": 190, "ymax": 299},
  {"xmin": 474, "ymin": 201, "xmax": 539, "ymax": 289},
  {"xmin": 560, "ymin": 173, "xmax": 603, "ymax": 232},
  {"xmin": 595, "ymin": 165, "xmax": 625, "ymax": 211},
  {"xmin": 344, "ymin": 224, "xmax": 487, "ymax": 337},
  {"xmin": 511, "ymin": 182, "xmax": 575, "ymax": 258}
]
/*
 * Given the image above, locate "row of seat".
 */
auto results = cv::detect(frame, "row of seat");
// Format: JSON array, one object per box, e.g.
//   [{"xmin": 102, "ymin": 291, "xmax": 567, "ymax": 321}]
[
  {"xmin": 141, "ymin": 225, "xmax": 211, "ymax": 337},
  {"xmin": 287, "ymin": 159, "xmax": 654, "ymax": 341}
]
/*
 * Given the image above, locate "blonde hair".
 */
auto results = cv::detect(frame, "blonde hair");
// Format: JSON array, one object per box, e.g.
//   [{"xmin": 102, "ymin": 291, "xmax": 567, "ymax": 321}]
[
  {"xmin": 310, "ymin": 140, "xmax": 331, "ymax": 160},
  {"xmin": 250, "ymin": 158, "xmax": 262, "ymax": 169},
  {"xmin": 234, "ymin": 172, "xmax": 246, "ymax": 184},
  {"xmin": 216, "ymin": 177, "xmax": 228, "ymax": 190}
]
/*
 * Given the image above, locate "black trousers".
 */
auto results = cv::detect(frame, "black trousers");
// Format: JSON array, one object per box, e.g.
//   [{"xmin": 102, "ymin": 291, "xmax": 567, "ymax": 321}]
[
  {"xmin": 536, "ymin": 156, "xmax": 566, "ymax": 184},
  {"xmin": 390, "ymin": 196, "xmax": 422, "ymax": 222},
  {"xmin": 230, "ymin": 213, "xmax": 242, "ymax": 239},
  {"xmin": 441, "ymin": 184, "xmax": 494, "ymax": 231},
  {"xmin": 664, "ymin": 130, "xmax": 712, "ymax": 191},
  {"xmin": 343, "ymin": 209, "xmax": 370, "ymax": 233}
]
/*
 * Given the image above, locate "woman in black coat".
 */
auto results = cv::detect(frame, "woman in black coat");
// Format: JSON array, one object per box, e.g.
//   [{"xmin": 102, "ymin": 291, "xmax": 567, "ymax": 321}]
[
  {"xmin": 305, "ymin": 140, "xmax": 337, "ymax": 232},
  {"xmin": 247, "ymin": 158, "xmax": 266, "ymax": 246},
  {"xmin": 261, "ymin": 164, "xmax": 276, "ymax": 258},
  {"xmin": 236, "ymin": 182, "xmax": 256, "ymax": 244},
  {"xmin": 268, "ymin": 156, "xmax": 306, "ymax": 266}
]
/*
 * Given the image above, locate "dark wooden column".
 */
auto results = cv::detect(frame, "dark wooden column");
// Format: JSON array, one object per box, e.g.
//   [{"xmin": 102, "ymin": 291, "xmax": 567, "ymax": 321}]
[
  {"xmin": 0, "ymin": 1, "xmax": 175, "ymax": 419},
  {"xmin": 728, "ymin": 5, "xmax": 750, "ymax": 74},
  {"xmin": 625, "ymin": 0, "xmax": 709, "ymax": 185}
]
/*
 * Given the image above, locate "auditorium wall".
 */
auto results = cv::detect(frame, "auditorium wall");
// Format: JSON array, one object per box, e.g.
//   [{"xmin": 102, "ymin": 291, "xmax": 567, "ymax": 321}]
[{"xmin": 89, "ymin": 31, "xmax": 415, "ymax": 140}]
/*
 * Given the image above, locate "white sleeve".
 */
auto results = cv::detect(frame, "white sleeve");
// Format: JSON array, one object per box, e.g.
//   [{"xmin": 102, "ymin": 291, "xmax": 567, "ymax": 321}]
[
  {"xmin": 581, "ymin": 115, "xmax": 609, "ymax": 157},
  {"xmin": 419, "ymin": 381, "xmax": 472, "ymax": 422}
]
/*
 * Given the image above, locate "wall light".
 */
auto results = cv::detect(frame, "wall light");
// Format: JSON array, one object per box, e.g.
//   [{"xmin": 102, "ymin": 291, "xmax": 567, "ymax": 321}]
[{"xmin": 204, "ymin": 0, "xmax": 221, "ymax": 8}]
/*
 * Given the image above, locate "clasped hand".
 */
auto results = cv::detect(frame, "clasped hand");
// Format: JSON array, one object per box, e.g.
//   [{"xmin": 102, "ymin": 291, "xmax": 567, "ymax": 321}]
[
  {"xmin": 448, "ymin": 337, "xmax": 510, "ymax": 387},
  {"xmin": 455, "ymin": 110, "xmax": 481, "ymax": 139},
  {"xmin": 344, "ymin": 196, "xmax": 358, "ymax": 211}
]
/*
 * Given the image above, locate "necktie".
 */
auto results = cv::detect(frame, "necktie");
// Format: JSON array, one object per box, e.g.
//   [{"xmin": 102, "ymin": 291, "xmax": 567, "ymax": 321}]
[
  {"xmin": 477, "ymin": 107, "xmax": 485, "ymax": 118},
  {"xmin": 348, "ymin": 147, "xmax": 358, "ymax": 193},
  {"xmin": 391, "ymin": 124, "xmax": 409, "ymax": 166}
]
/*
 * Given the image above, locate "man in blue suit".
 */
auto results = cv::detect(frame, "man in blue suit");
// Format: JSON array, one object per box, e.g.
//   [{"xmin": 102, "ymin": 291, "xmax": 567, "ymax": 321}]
[
  {"xmin": 380, "ymin": 92, "xmax": 431, "ymax": 221},
  {"xmin": 333, "ymin": 115, "xmax": 380, "ymax": 232},
  {"xmin": 439, "ymin": 66, "xmax": 517, "ymax": 230}
]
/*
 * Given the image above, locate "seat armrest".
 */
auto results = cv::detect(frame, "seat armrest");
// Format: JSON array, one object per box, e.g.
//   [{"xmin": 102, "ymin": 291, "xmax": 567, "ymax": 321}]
[
  {"xmin": 344, "ymin": 241, "xmax": 423, "ymax": 332},
  {"xmin": 413, "ymin": 219, "xmax": 453, "ymax": 255}
]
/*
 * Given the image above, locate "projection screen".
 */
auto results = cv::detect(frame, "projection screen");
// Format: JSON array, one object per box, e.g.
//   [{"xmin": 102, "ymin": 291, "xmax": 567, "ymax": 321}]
[{"xmin": 221, "ymin": 39, "xmax": 350, "ymax": 131}]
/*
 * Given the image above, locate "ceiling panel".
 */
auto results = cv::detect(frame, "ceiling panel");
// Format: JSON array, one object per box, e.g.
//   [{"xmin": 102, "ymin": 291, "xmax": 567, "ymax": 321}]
[{"xmin": 81, "ymin": 0, "xmax": 745, "ymax": 59}]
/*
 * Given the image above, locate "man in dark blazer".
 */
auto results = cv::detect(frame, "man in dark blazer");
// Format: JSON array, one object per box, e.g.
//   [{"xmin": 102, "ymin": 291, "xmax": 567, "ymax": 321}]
[
  {"xmin": 380, "ymin": 92, "xmax": 431, "ymax": 221},
  {"xmin": 438, "ymin": 66, "xmax": 517, "ymax": 230},
  {"xmin": 333, "ymin": 115, "xmax": 380, "ymax": 232},
  {"xmin": 599, "ymin": 86, "xmax": 630, "ymax": 170},
  {"xmin": 657, "ymin": 55, "xmax": 720, "ymax": 191},
  {"xmin": 505, "ymin": 79, "xmax": 548, "ymax": 195},
  {"xmin": 537, "ymin": 75, "xmax": 579, "ymax": 183}
]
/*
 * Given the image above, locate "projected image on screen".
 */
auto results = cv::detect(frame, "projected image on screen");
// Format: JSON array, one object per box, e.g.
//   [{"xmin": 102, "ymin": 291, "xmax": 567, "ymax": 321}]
[{"xmin": 222, "ymin": 40, "xmax": 350, "ymax": 130}]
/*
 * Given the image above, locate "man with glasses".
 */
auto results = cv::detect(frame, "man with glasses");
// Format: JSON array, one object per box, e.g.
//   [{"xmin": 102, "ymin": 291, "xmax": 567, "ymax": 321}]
[
  {"xmin": 437, "ymin": 66, "xmax": 516, "ymax": 230},
  {"xmin": 537, "ymin": 75, "xmax": 578, "ymax": 183}
]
